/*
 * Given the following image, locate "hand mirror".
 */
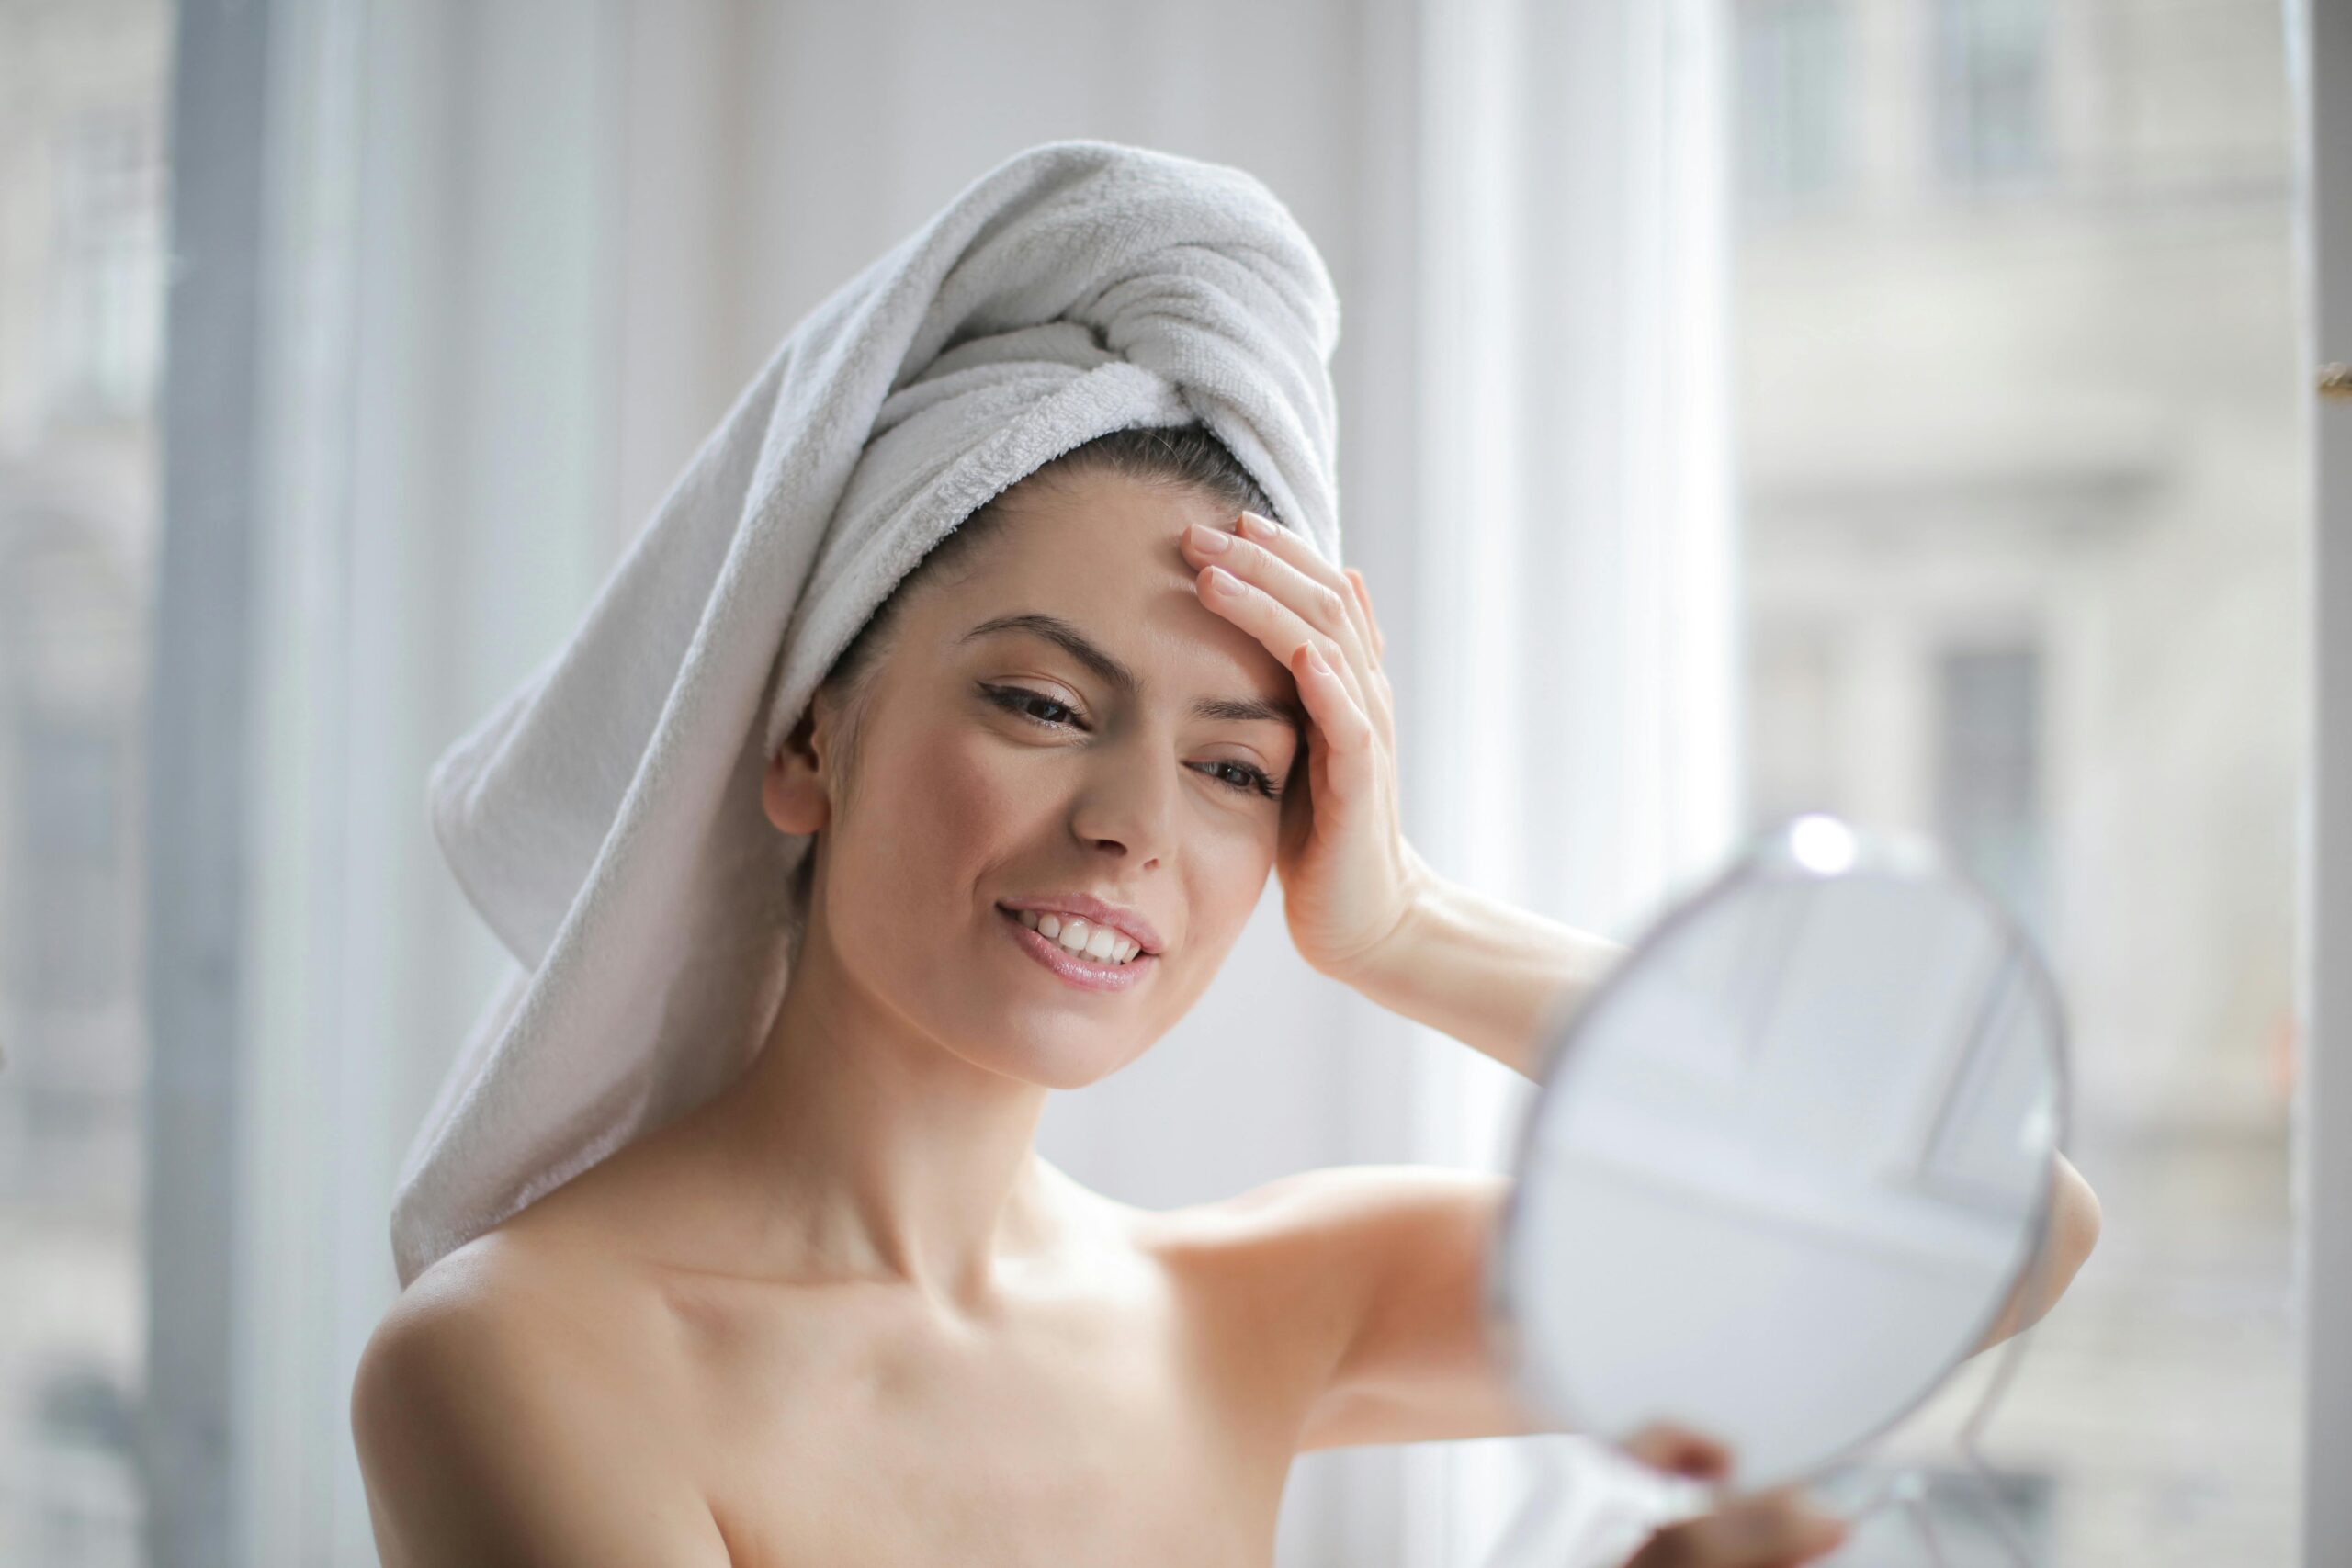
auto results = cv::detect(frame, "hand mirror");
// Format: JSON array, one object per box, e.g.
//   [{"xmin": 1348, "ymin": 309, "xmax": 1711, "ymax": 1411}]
[{"xmin": 1487, "ymin": 813, "xmax": 2069, "ymax": 1495}]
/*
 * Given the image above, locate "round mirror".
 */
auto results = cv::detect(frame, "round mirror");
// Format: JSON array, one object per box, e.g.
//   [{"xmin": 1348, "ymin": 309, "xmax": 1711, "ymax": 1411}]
[{"xmin": 1487, "ymin": 814, "xmax": 2069, "ymax": 1493}]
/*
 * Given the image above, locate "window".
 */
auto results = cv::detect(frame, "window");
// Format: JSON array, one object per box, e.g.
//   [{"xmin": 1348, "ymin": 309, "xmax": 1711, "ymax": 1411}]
[
  {"xmin": 1735, "ymin": 0, "xmax": 2302, "ymax": 1555},
  {"xmin": 0, "ymin": 6, "xmax": 170, "ymax": 1563},
  {"xmin": 1933, "ymin": 0, "xmax": 2051, "ymax": 185},
  {"xmin": 10, "ymin": 711, "xmax": 130, "ymax": 1011},
  {"xmin": 1738, "ymin": 0, "xmax": 1850, "ymax": 211},
  {"xmin": 46, "ymin": 110, "xmax": 166, "ymax": 421}
]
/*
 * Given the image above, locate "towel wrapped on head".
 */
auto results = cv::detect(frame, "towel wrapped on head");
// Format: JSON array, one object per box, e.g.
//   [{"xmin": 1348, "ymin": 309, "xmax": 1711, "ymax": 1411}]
[{"xmin": 390, "ymin": 139, "xmax": 1344, "ymax": 1290}]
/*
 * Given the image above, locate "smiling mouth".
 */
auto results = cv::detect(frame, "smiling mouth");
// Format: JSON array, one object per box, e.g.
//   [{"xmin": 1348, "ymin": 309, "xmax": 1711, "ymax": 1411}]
[
  {"xmin": 996, "ymin": 905, "xmax": 1156, "ymax": 991},
  {"xmin": 998, "ymin": 905, "xmax": 1150, "ymax": 965}
]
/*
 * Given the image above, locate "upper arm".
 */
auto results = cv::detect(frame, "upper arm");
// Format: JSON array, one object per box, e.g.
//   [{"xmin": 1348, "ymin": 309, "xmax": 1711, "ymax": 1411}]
[
  {"xmin": 351, "ymin": 1276, "xmax": 730, "ymax": 1567},
  {"xmin": 1246, "ymin": 1151, "xmax": 2101, "ymax": 1456},
  {"xmin": 1221, "ymin": 1164, "xmax": 1566, "ymax": 1453}
]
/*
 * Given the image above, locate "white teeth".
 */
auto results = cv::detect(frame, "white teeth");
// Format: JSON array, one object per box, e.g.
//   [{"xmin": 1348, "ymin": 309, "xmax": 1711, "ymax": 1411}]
[{"xmin": 1012, "ymin": 908, "xmax": 1143, "ymax": 965}]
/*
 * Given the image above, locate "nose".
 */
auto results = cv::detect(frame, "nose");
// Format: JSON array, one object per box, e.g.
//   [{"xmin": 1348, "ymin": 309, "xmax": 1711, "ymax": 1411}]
[{"xmin": 1068, "ymin": 727, "xmax": 1177, "ymax": 866}]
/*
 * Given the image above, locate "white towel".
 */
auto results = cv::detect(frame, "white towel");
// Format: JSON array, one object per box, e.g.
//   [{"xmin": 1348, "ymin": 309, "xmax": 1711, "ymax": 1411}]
[{"xmin": 389, "ymin": 139, "xmax": 1343, "ymax": 1289}]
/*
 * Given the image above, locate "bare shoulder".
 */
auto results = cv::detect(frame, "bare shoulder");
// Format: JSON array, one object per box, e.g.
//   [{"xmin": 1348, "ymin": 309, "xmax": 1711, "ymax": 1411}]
[{"xmin": 353, "ymin": 1231, "xmax": 730, "ymax": 1566}]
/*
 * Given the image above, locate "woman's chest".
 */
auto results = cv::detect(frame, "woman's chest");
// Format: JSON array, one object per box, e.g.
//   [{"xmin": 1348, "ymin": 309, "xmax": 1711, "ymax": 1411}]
[{"xmin": 675, "ymin": 1261, "xmax": 1313, "ymax": 1567}]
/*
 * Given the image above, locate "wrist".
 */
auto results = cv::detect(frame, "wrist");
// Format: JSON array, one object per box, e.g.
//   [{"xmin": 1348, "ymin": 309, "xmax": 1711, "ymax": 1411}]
[
  {"xmin": 1338, "ymin": 843, "xmax": 1446, "ymax": 990},
  {"xmin": 1335, "ymin": 855, "xmax": 1632, "ymax": 1080}
]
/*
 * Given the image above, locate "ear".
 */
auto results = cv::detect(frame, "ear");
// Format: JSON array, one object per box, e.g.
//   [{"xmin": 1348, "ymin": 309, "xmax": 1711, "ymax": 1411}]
[{"xmin": 763, "ymin": 699, "xmax": 832, "ymax": 836}]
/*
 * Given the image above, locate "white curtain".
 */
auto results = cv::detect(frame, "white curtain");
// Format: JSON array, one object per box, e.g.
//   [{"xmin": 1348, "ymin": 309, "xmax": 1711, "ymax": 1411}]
[
  {"xmin": 238, "ymin": 2, "xmax": 632, "ymax": 1561},
  {"xmin": 216, "ymin": 1, "xmax": 1736, "ymax": 1562},
  {"xmin": 1396, "ymin": 1, "xmax": 1740, "ymax": 1564}
]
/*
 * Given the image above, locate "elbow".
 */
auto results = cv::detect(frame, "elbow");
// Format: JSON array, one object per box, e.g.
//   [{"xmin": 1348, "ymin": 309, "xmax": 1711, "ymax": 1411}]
[
  {"xmin": 2020, "ymin": 1154, "xmax": 2102, "ymax": 1331},
  {"xmin": 2050, "ymin": 1155, "xmax": 2102, "ymax": 1289}
]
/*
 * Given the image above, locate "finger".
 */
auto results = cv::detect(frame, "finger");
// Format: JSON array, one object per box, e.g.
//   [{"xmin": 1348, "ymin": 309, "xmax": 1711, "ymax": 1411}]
[
  {"xmin": 1237, "ymin": 510, "xmax": 1373, "ymax": 657},
  {"xmin": 1635, "ymin": 1488, "xmax": 1849, "ymax": 1568},
  {"xmin": 1195, "ymin": 563, "xmax": 1367, "ymax": 714},
  {"xmin": 1182, "ymin": 521, "xmax": 1396, "ymax": 757},
  {"xmin": 1188, "ymin": 527, "xmax": 1397, "ymax": 760},
  {"xmin": 1183, "ymin": 518, "xmax": 1372, "ymax": 685},
  {"xmin": 1344, "ymin": 567, "xmax": 1385, "ymax": 660},
  {"xmin": 1621, "ymin": 1422, "xmax": 1733, "ymax": 1483},
  {"xmin": 1289, "ymin": 639, "xmax": 1378, "ymax": 810},
  {"xmin": 1337, "ymin": 567, "xmax": 1395, "ymax": 750}
]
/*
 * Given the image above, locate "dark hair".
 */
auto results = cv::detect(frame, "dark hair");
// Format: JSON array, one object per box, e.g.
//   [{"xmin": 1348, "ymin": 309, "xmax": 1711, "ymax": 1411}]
[{"xmin": 782, "ymin": 423, "xmax": 1274, "ymax": 919}]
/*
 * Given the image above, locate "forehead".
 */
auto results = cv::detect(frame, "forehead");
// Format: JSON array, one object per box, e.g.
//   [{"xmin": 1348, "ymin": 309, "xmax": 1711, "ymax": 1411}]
[
  {"xmin": 921, "ymin": 467, "xmax": 1301, "ymax": 715},
  {"xmin": 986, "ymin": 463, "xmax": 1242, "ymax": 554}
]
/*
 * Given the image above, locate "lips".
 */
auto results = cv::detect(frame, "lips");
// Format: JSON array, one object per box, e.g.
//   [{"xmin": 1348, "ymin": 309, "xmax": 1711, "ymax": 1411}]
[
  {"xmin": 993, "ymin": 893, "xmax": 1164, "ymax": 955},
  {"xmin": 997, "ymin": 905, "xmax": 1154, "ymax": 993}
]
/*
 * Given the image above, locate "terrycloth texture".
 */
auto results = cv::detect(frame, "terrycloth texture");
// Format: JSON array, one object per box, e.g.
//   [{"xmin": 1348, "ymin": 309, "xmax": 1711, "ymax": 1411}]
[{"xmin": 389, "ymin": 139, "xmax": 1342, "ymax": 1289}]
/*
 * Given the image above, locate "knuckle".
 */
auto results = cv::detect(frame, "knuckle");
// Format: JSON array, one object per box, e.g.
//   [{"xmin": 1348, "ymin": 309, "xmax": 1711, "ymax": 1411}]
[{"xmin": 1632, "ymin": 1528, "xmax": 1692, "ymax": 1568}]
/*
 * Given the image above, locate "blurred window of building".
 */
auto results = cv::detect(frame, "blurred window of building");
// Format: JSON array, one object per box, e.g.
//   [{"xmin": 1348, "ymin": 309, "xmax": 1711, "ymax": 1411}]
[
  {"xmin": 1735, "ymin": 0, "xmax": 2301, "ymax": 1559},
  {"xmin": 0, "ymin": 2, "xmax": 170, "ymax": 1563},
  {"xmin": 13, "ymin": 709, "xmax": 130, "ymax": 1010},
  {"xmin": 1933, "ymin": 0, "xmax": 2051, "ymax": 184},
  {"xmin": 1738, "ymin": 0, "xmax": 1851, "ymax": 211},
  {"xmin": 46, "ymin": 110, "xmax": 166, "ymax": 423}
]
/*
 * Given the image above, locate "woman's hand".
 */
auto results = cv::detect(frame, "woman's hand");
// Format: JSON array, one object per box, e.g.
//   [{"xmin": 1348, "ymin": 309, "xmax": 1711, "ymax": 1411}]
[
  {"xmin": 1180, "ymin": 510, "xmax": 1432, "ymax": 980},
  {"xmin": 1623, "ymin": 1489, "xmax": 1850, "ymax": 1568},
  {"xmin": 1618, "ymin": 1424, "xmax": 1850, "ymax": 1568}
]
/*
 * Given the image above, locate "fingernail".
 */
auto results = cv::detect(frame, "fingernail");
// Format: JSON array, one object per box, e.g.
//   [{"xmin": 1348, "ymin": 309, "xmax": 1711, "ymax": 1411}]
[
  {"xmin": 1187, "ymin": 521, "xmax": 1230, "ymax": 554},
  {"xmin": 1238, "ymin": 510, "xmax": 1275, "ymax": 539},
  {"xmin": 1306, "ymin": 644, "xmax": 1330, "ymax": 674},
  {"xmin": 1205, "ymin": 564, "xmax": 1239, "ymax": 593}
]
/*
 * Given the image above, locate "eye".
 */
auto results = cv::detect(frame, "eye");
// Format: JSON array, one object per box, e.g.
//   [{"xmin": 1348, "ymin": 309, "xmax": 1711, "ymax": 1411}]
[
  {"xmin": 985, "ymin": 683, "xmax": 1082, "ymax": 729},
  {"xmin": 1204, "ymin": 759, "xmax": 1283, "ymax": 800},
  {"xmin": 982, "ymin": 684, "xmax": 1283, "ymax": 802}
]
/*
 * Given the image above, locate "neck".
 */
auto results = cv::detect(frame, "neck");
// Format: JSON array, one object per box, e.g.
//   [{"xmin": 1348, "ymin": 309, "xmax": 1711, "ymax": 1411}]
[{"xmin": 688, "ymin": 897, "xmax": 1065, "ymax": 1315}]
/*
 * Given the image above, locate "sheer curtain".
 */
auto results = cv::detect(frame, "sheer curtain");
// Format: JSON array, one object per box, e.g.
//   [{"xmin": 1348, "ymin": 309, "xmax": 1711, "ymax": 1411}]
[
  {"xmin": 173, "ymin": 1, "xmax": 1736, "ymax": 1562},
  {"xmin": 1396, "ymin": 1, "xmax": 1740, "ymax": 1563}
]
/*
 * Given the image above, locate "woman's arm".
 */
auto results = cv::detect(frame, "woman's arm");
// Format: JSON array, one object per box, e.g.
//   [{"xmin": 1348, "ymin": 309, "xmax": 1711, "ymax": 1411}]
[
  {"xmin": 1314, "ymin": 864, "xmax": 2101, "ymax": 1413},
  {"xmin": 1329, "ymin": 857, "xmax": 1628, "ymax": 1081},
  {"xmin": 1342, "ymin": 864, "xmax": 2105, "ymax": 1343}
]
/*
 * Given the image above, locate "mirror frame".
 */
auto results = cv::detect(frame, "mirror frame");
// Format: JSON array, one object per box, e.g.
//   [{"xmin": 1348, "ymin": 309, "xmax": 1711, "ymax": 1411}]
[{"xmin": 1481, "ymin": 813, "xmax": 2077, "ymax": 1490}]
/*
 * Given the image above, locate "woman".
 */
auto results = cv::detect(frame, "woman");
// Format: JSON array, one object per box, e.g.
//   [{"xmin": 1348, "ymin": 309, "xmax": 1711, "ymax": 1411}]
[{"xmin": 351, "ymin": 422, "xmax": 2099, "ymax": 1566}]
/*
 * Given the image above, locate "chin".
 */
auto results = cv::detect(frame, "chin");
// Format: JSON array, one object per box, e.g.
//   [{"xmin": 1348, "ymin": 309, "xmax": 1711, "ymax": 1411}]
[
  {"xmin": 995, "ymin": 1030, "xmax": 1137, "ymax": 1092},
  {"xmin": 946, "ymin": 1012, "xmax": 1147, "ymax": 1092}
]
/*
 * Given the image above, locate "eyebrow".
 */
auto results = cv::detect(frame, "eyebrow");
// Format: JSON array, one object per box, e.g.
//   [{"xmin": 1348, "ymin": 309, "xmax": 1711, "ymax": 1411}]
[{"xmin": 960, "ymin": 612, "xmax": 1306, "ymax": 734}]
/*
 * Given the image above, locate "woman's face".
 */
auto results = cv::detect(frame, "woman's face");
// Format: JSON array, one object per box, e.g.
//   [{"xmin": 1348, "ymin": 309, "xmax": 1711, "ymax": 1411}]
[{"xmin": 765, "ymin": 467, "xmax": 1306, "ymax": 1089}]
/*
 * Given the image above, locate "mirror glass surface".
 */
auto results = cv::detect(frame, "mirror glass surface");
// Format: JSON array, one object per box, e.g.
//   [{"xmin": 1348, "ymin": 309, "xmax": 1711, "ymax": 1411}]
[{"xmin": 1493, "ymin": 816, "xmax": 2066, "ymax": 1492}]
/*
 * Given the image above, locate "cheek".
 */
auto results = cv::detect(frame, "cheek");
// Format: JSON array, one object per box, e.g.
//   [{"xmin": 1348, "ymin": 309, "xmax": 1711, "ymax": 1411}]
[
  {"xmin": 910, "ymin": 717, "xmax": 1038, "ymax": 863},
  {"xmin": 839, "ymin": 716, "xmax": 1038, "ymax": 929}
]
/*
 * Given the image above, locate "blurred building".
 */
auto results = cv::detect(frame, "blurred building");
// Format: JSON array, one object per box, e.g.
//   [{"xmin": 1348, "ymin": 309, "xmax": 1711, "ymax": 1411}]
[
  {"xmin": 0, "ymin": 0, "xmax": 172, "ymax": 1562},
  {"xmin": 1732, "ymin": 0, "xmax": 2301, "ymax": 1562}
]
